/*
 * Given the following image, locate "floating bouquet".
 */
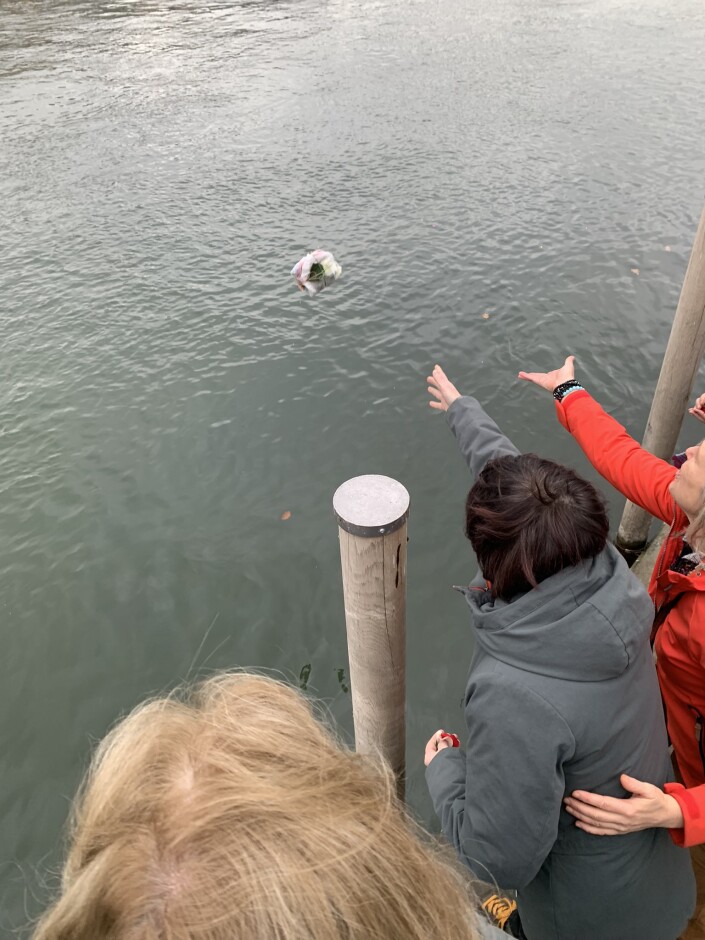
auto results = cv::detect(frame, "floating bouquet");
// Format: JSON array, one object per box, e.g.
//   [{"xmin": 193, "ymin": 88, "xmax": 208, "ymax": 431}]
[{"xmin": 291, "ymin": 249, "xmax": 342, "ymax": 295}]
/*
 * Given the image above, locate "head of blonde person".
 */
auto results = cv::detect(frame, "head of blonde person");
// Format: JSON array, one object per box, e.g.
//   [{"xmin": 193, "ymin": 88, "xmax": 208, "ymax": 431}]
[
  {"xmin": 671, "ymin": 438, "xmax": 705, "ymax": 553},
  {"xmin": 35, "ymin": 673, "xmax": 485, "ymax": 940}
]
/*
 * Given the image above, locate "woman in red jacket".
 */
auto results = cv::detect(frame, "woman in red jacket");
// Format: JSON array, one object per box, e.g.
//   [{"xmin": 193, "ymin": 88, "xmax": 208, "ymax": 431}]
[{"xmin": 519, "ymin": 356, "xmax": 705, "ymax": 845}]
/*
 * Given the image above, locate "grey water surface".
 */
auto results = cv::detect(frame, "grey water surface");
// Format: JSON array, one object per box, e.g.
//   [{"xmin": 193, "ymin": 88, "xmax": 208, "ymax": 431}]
[{"xmin": 2, "ymin": 0, "xmax": 705, "ymax": 929}]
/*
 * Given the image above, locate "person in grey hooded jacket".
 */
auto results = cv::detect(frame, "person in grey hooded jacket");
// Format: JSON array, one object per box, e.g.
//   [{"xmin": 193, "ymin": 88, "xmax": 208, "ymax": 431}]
[{"xmin": 423, "ymin": 365, "xmax": 695, "ymax": 940}]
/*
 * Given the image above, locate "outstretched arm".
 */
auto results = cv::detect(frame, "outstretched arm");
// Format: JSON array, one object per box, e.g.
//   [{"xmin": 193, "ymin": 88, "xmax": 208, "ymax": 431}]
[
  {"xmin": 427, "ymin": 365, "xmax": 519, "ymax": 480},
  {"xmin": 518, "ymin": 357, "xmax": 677, "ymax": 524}
]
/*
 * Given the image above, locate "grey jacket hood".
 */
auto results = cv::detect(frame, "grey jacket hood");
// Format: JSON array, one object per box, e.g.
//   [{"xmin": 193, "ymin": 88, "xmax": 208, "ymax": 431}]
[{"xmin": 462, "ymin": 543, "xmax": 653, "ymax": 682}]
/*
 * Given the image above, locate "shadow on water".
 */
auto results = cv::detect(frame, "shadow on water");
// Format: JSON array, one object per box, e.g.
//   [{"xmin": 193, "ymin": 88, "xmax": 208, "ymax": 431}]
[{"xmin": 300, "ymin": 663, "xmax": 348, "ymax": 693}]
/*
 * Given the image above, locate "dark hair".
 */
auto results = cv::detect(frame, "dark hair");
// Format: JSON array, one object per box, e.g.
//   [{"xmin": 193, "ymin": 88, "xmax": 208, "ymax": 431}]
[{"xmin": 465, "ymin": 454, "xmax": 609, "ymax": 601}]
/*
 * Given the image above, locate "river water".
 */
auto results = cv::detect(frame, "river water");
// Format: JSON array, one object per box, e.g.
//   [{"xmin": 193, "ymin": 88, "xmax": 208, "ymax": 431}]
[{"xmin": 2, "ymin": 0, "xmax": 705, "ymax": 929}]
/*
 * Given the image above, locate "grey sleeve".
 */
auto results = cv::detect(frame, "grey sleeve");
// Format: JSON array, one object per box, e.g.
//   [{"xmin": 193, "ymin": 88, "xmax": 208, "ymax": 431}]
[
  {"xmin": 446, "ymin": 396, "xmax": 520, "ymax": 480},
  {"xmin": 476, "ymin": 918, "xmax": 511, "ymax": 940},
  {"xmin": 425, "ymin": 680, "xmax": 575, "ymax": 890}
]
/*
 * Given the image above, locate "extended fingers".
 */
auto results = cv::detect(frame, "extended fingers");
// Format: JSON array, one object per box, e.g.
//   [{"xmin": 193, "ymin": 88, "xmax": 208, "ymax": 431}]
[
  {"xmin": 565, "ymin": 799, "xmax": 620, "ymax": 823},
  {"xmin": 566, "ymin": 789, "xmax": 611, "ymax": 809},
  {"xmin": 430, "ymin": 368, "xmax": 451, "ymax": 390},
  {"xmin": 517, "ymin": 371, "xmax": 553, "ymax": 392},
  {"xmin": 573, "ymin": 819, "xmax": 621, "ymax": 837},
  {"xmin": 427, "ymin": 366, "xmax": 457, "ymax": 411},
  {"xmin": 427, "ymin": 386, "xmax": 446, "ymax": 411},
  {"xmin": 564, "ymin": 793, "xmax": 636, "ymax": 831}
]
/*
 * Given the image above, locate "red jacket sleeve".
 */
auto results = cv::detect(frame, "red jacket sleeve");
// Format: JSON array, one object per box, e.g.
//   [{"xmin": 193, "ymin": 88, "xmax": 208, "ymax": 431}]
[
  {"xmin": 555, "ymin": 391, "xmax": 677, "ymax": 524},
  {"xmin": 664, "ymin": 782, "xmax": 705, "ymax": 847}
]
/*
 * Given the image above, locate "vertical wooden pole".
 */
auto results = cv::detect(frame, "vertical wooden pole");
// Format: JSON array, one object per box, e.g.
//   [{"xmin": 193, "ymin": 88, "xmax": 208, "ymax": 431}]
[
  {"xmin": 333, "ymin": 474, "xmax": 409, "ymax": 799},
  {"xmin": 615, "ymin": 203, "xmax": 705, "ymax": 558}
]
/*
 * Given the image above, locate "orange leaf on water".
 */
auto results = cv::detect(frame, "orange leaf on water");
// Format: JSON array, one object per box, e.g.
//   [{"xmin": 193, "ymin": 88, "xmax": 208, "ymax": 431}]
[{"xmin": 280, "ymin": 511, "xmax": 292, "ymax": 521}]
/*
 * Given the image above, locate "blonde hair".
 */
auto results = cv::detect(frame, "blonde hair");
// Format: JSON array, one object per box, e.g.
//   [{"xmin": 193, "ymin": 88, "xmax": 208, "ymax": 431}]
[
  {"xmin": 685, "ymin": 494, "xmax": 705, "ymax": 555},
  {"xmin": 34, "ymin": 673, "xmax": 485, "ymax": 940}
]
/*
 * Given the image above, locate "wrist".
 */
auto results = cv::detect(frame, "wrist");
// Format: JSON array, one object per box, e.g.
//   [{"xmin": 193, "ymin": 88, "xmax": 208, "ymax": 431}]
[
  {"xmin": 662, "ymin": 794, "xmax": 684, "ymax": 829},
  {"xmin": 553, "ymin": 380, "xmax": 584, "ymax": 403}
]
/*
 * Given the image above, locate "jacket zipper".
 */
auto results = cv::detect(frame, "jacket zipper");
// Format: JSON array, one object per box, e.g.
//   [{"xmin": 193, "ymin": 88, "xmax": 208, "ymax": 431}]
[{"xmin": 653, "ymin": 508, "xmax": 679, "ymax": 616}]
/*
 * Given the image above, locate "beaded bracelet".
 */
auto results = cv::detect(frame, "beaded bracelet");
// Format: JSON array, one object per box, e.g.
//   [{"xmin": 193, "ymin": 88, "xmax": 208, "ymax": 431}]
[{"xmin": 552, "ymin": 380, "xmax": 585, "ymax": 402}]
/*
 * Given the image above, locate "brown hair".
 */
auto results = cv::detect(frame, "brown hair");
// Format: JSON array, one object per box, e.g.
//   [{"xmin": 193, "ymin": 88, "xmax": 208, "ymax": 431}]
[
  {"xmin": 34, "ymin": 673, "xmax": 486, "ymax": 940},
  {"xmin": 466, "ymin": 453, "xmax": 609, "ymax": 600}
]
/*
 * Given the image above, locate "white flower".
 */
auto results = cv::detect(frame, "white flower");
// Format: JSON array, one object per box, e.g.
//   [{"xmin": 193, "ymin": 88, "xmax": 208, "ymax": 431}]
[{"xmin": 291, "ymin": 249, "xmax": 342, "ymax": 295}]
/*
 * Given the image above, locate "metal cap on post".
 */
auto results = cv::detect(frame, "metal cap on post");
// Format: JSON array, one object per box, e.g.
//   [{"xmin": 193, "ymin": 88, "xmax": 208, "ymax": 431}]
[{"xmin": 333, "ymin": 475, "xmax": 409, "ymax": 798}]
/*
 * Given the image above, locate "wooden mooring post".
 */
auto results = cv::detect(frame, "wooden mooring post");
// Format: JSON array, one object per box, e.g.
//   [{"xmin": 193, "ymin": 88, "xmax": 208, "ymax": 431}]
[
  {"xmin": 333, "ymin": 474, "xmax": 409, "ymax": 798},
  {"xmin": 615, "ymin": 203, "xmax": 705, "ymax": 561}
]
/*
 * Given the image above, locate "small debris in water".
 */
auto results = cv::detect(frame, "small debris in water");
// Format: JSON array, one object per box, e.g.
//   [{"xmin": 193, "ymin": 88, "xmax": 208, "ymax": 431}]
[
  {"xmin": 335, "ymin": 667, "xmax": 349, "ymax": 693},
  {"xmin": 630, "ymin": 268, "xmax": 640, "ymax": 276},
  {"xmin": 280, "ymin": 510, "xmax": 292, "ymax": 521},
  {"xmin": 665, "ymin": 245, "xmax": 672, "ymax": 252},
  {"xmin": 481, "ymin": 312, "xmax": 491, "ymax": 320},
  {"xmin": 299, "ymin": 663, "xmax": 311, "ymax": 690}
]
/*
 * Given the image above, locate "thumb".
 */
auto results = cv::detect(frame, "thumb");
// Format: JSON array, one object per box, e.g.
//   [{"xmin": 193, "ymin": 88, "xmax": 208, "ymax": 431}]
[
  {"xmin": 620, "ymin": 773, "xmax": 652, "ymax": 797},
  {"xmin": 564, "ymin": 355, "xmax": 576, "ymax": 374}
]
